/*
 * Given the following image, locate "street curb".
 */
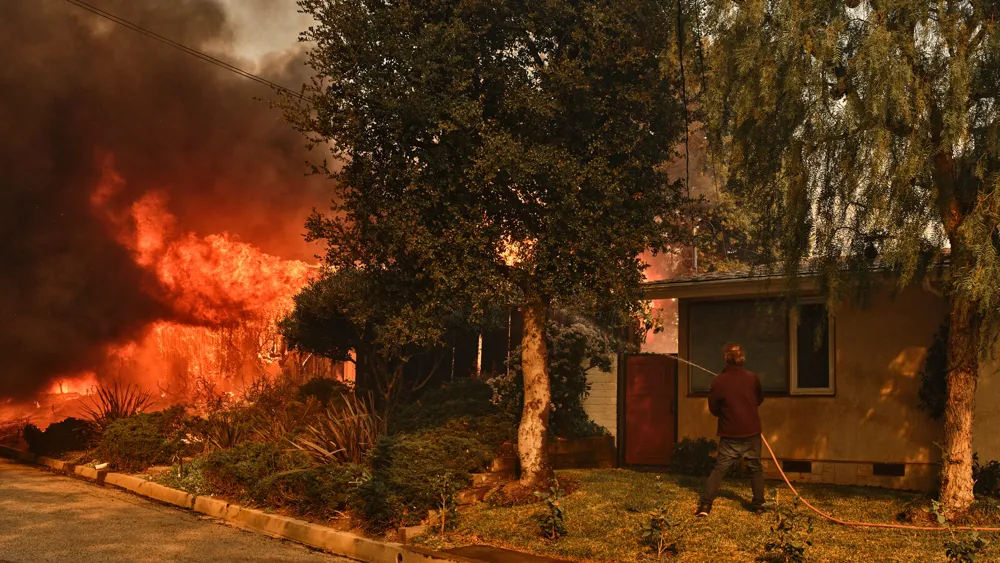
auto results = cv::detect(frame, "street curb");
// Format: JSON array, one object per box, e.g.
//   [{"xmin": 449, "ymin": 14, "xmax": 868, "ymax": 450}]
[
  {"xmin": 36, "ymin": 455, "xmax": 75, "ymax": 474},
  {"xmin": 0, "ymin": 446, "xmax": 478, "ymax": 563}
]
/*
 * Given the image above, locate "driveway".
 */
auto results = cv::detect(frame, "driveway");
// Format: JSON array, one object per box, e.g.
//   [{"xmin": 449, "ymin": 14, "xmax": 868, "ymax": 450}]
[{"xmin": 0, "ymin": 458, "xmax": 356, "ymax": 563}]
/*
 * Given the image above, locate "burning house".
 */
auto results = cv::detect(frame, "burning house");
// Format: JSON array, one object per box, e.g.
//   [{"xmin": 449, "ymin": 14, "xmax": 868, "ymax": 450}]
[{"xmin": 0, "ymin": 0, "xmax": 351, "ymax": 427}]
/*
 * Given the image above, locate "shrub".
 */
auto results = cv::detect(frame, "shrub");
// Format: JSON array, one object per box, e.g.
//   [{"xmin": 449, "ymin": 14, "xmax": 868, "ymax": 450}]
[
  {"xmin": 155, "ymin": 458, "xmax": 211, "ymax": 496},
  {"xmin": 669, "ymin": 437, "xmax": 718, "ymax": 476},
  {"xmin": 931, "ymin": 499, "xmax": 990, "ymax": 562},
  {"xmin": 293, "ymin": 393, "xmax": 386, "ymax": 465},
  {"xmin": 82, "ymin": 381, "xmax": 154, "ymax": 430},
  {"xmin": 354, "ymin": 430, "xmax": 496, "ymax": 530},
  {"xmin": 639, "ymin": 507, "xmax": 686, "ymax": 558},
  {"xmin": 257, "ymin": 462, "xmax": 365, "ymax": 519},
  {"xmin": 918, "ymin": 320, "xmax": 948, "ymax": 421},
  {"xmin": 535, "ymin": 480, "xmax": 568, "ymax": 540},
  {"xmin": 945, "ymin": 532, "xmax": 988, "ymax": 563},
  {"xmin": 432, "ymin": 474, "xmax": 461, "ymax": 535},
  {"xmin": 973, "ymin": 453, "xmax": 1000, "ymax": 498},
  {"xmin": 250, "ymin": 396, "xmax": 322, "ymax": 444},
  {"xmin": 97, "ymin": 413, "xmax": 175, "ymax": 472},
  {"xmin": 352, "ymin": 470, "xmax": 396, "ymax": 531},
  {"xmin": 242, "ymin": 373, "xmax": 297, "ymax": 417},
  {"xmin": 763, "ymin": 497, "xmax": 813, "ymax": 563},
  {"xmin": 200, "ymin": 408, "xmax": 255, "ymax": 451},
  {"xmin": 297, "ymin": 377, "xmax": 352, "ymax": 407},
  {"xmin": 435, "ymin": 414, "xmax": 517, "ymax": 453},
  {"xmin": 22, "ymin": 423, "xmax": 44, "ymax": 453},
  {"xmin": 669, "ymin": 437, "xmax": 751, "ymax": 478},
  {"xmin": 201, "ymin": 441, "xmax": 309, "ymax": 502},
  {"xmin": 489, "ymin": 319, "xmax": 612, "ymax": 439},
  {"xmin": 0, "ymin": 416, "xmax": 30, "ymax": 445},
  {"xmin": 389, "ymin": 378, "xmax": 500, "ymax": 435},
  {"xmin": 25, "ymin": 417, "xmax": 98, "ymax": 457}
]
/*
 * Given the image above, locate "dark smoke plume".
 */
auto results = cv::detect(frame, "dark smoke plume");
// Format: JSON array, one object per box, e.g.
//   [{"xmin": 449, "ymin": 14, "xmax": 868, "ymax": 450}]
[{"xmin": 0, "ymin": 0, "xmax": 324, "ymax": 398}]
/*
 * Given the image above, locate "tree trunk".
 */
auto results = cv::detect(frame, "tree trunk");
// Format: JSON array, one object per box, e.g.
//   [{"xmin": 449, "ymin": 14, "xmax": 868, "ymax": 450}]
[
  {"xmin": 518, "ymin": 297, "xmax": 553, "ymax": 488},
  {"xmin": 938, "ymin": 300, "xmax": 979, "ymax": 517}
]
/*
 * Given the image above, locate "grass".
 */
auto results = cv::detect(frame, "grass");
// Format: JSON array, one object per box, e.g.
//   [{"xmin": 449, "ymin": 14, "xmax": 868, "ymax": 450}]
[
  {"xmin": 413, "ymin": 469, "xmax": 1000, "ymax": 562},
  {"xmin": 152, "ymin": 459, "xmax": 211, "ymax": 497}
]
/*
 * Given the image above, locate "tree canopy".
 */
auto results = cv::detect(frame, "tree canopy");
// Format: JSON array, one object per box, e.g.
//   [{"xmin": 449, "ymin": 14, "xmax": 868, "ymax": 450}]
[
  {"xmin": 289, "ymin": 0, "xmax": 690, "ymax": 322},
  {"xmin": 286, "ymin": 0, "xmax": 692, "ymax": 484},
  {"xmin": 699, "ymin": 0, "xmax": 1000, "ymax": 514},
  {"xmin": 702, "ymin": 0, "xmax": 999, "ymax": 304}
]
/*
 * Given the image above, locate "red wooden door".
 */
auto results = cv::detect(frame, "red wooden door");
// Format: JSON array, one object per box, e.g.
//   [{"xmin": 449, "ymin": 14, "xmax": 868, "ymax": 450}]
[{"xmin": 624, "ymin": 355, "xmax": 676, "ymax": 465}]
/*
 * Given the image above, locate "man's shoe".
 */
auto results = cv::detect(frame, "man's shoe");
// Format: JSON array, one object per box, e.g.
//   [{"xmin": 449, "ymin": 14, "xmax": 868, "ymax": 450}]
[
  {"xmin": 750, "ymin": 501, "xmax": 774, "ymax": 513},
  {"xmin": 695, "ymin": 503, "xmax": 711, "ymax": 517}
]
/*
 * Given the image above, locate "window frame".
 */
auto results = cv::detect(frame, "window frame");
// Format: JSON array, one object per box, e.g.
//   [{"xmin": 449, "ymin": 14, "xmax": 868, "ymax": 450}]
[
  {"xmin": 788, "ymin": 298, "xmax": 836, "ymax": 396},
  {"xmin": 682, "ymin": 296, "xmax": 837, "ymax": 397}
]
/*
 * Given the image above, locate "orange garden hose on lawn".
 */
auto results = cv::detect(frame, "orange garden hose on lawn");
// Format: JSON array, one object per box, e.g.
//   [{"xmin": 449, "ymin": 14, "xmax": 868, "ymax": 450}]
[
  {"xmin": 674, "ymin": 355, "xmax": 1000, "ymax": 532},
  {"xmin": 759, "ymin": 433, "xmax": 1000, "ymax": 532}
]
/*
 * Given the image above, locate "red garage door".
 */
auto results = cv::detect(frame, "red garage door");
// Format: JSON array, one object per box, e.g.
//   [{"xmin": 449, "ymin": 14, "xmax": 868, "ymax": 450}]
[{"xmin": 624, "ymin": 354, "xmax": 676, "ymax": 466}]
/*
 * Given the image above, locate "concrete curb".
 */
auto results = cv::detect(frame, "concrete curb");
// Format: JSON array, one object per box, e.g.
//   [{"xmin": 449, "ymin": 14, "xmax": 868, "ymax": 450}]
[
  {"xmin": 36, "ymin": 455, "xmax": 75, "ymax": 474},
  {"xmin": 0, "ymin": 446, "xmax": 477, "ymax": 563}
]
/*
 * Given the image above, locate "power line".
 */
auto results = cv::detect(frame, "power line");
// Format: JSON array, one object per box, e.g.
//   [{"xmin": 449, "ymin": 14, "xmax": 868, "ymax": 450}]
[{"xmin": 61, "ymin": 0, "xmax": 308, "ymax": 102}]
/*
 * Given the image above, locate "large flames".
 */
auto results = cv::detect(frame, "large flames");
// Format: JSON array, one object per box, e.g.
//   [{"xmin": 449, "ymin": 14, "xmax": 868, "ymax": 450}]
[
  {"xmin": 3, "ymin": 156, "xmax": 327, "ymax": 426},
  {"xmin": 92, "ymin": 156, "xmax": 315, "ymax": 326}
]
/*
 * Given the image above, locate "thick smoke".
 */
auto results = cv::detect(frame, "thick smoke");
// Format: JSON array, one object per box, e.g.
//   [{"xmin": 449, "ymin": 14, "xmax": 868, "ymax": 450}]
[{"xmin": 0, "ymin": 0, "xmax": 324, "ymax": 398}]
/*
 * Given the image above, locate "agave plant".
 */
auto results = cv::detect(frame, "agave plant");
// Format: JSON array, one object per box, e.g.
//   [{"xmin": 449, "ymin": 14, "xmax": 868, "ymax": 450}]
[
  {"xmin": 293, "ymin": 392, "xmax": 385, "ymax": 465},
  {"xmin": 81, "ymin": 381, "xmax": 154, "ymax": 430},
  {"xmin": 251, "ymin": 396, "xmax": 320, "ymax": 445},
  {"xmin": 203, "ymin": 408, "xmax": 254, "ymax": 450}
]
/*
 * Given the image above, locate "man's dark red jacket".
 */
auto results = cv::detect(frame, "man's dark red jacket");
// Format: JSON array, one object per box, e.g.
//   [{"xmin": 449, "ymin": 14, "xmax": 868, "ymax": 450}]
[{"xmin": 707, "ymin": 364, "xmax": 764, "ymax": 438}]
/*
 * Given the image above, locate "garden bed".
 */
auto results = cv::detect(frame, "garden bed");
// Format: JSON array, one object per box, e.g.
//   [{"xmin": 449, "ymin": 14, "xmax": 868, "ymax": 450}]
[
  {"xmin": 548, "ymin": 436, "xmax": 615, "ymax": 470},
  {"xmin": 412, "ymin": 469, "xmax": 1000, "ymax": 562}
]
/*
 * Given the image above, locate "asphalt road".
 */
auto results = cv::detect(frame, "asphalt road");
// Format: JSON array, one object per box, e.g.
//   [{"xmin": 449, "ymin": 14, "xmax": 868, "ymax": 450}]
[{"xmin": 0, "ymin": 458, "xmax": 357, "ymax": 563}]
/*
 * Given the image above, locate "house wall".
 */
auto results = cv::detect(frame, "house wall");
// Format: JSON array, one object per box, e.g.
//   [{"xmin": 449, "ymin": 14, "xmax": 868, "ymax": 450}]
[
  {"xmin": 676, "ymin": 285, "xmax": 949, "ymax": 490},
  {"xmin": 974, "ymin": 356, "xmax": 1000, "ymax": 460},
  {"xmin": 583, "ymin": 356, "xmax": 618, "ymax": 438}
]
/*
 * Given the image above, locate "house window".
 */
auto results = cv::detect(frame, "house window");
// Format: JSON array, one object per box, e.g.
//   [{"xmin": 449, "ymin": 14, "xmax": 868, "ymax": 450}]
[
  {"xmin": 687, "ymin": 299, "xmax": 789, "ymax": 394},
  {"xmin": 687, "ymin": 298, "xmax": 835, "ymax": 395},
  {"xmin": 790, "ymin": 302, "xmax": 835, "ymax": 395}
]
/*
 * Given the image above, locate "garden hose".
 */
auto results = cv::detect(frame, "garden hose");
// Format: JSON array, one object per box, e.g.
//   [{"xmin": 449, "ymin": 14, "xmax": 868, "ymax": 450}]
[
  {"xmin": 760, "ymin": 433, "xmax": 1000, "ymax": 532},
  {"xmin": 674, "ymin": 355, "xmax": 1000, "ymax": 532}
]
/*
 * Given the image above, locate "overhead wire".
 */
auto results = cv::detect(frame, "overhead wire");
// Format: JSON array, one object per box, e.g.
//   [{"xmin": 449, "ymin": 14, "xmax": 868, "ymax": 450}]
[{"xmin": 60, "ymin": 0, "xmax": 308, "ymax": 102}]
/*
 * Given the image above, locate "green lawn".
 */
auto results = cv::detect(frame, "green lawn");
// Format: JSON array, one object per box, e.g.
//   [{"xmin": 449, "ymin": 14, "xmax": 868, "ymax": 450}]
[{"xmin": 413, "ymin": 469, "xmax": 1000, "ymax": 562}]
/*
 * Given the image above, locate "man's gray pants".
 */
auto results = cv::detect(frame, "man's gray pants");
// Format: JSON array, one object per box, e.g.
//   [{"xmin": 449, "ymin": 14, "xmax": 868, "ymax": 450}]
[{"xmin": 699, "ymin": 435, "xmax": 766, "ymax": 508}]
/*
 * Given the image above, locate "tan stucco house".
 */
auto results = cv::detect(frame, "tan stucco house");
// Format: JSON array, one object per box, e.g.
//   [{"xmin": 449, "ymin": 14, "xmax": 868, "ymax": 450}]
[{"xmin": 584, "ymin": 269, "xmax": 1000, "ymax": 491}]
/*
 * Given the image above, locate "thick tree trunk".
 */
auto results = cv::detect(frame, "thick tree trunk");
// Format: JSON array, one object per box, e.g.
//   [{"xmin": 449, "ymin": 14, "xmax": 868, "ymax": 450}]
[
  {"xmin": 518, "ymin": 297, "xmax": 553, "ymax": 488},
  {"xmin": 939, "ymin": 301, "xmax": 979, "ymax": 517}
]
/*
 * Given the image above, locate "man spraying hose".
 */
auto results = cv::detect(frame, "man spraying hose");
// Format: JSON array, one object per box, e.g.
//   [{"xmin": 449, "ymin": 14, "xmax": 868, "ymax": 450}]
[{"xmin": 696, "ymin": 343, "xmax": 771, "ymax": 517}]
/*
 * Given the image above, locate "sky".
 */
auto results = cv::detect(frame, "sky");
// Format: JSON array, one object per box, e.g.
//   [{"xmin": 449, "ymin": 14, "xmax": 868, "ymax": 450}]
[{"xmin": 214, "ymin": 0, "xmax": 315, "ymax": 66}]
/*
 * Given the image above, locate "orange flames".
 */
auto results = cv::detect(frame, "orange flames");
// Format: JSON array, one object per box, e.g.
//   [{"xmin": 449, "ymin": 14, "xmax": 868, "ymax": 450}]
[
  {"xmin": 93, "ymin": 157, "xmax": 315, "ymax": 326},
  {"xmin": 0, "ymin": 156, "xmax": 334, "ymax": 429},
  {"xmin": 84, "ymin": 154, "xmax": 320, "ymax": 404},
  {"xmin": 47, "ymin": 373, "xmax": 98, "ymax": 396}
]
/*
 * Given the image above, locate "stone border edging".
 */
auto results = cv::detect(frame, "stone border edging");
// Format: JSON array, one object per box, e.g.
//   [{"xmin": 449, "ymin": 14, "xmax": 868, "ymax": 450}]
[{"xmin": 0, "ymin": 445, "xmax": 480, "ymax": 563}]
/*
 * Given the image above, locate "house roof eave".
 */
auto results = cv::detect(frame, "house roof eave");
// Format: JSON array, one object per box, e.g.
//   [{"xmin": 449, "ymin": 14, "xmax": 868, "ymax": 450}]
[
  {"xmin": 642, "ymin": 272, "xmax": 824, "ymax": 300},
  {"xmin": 642, "ymin": 259, "xmax": 951, "ymax": 301}
]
